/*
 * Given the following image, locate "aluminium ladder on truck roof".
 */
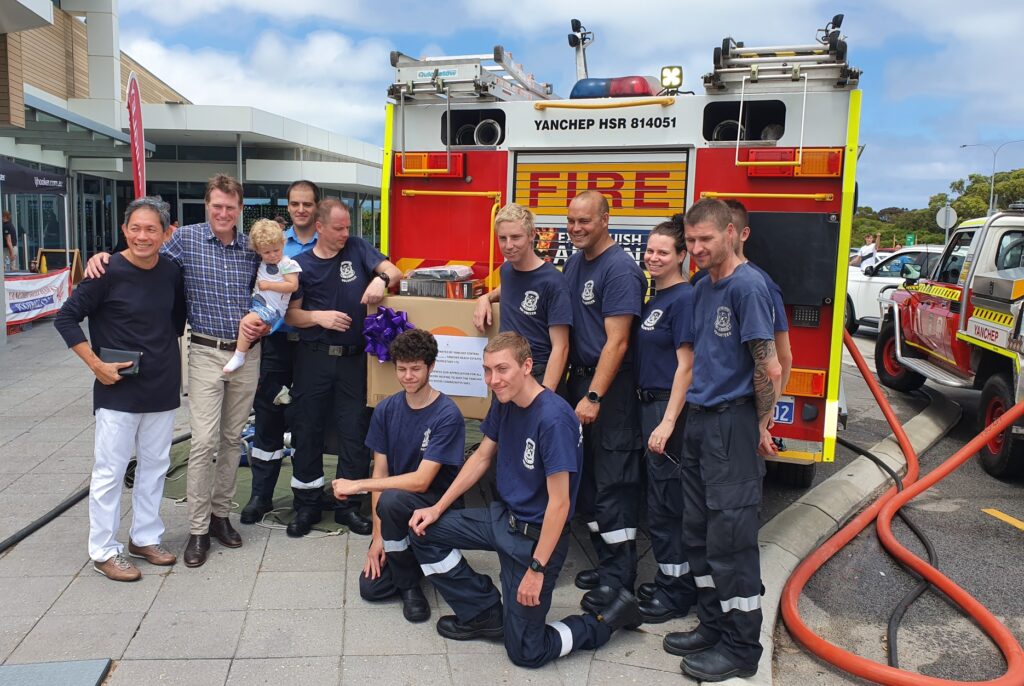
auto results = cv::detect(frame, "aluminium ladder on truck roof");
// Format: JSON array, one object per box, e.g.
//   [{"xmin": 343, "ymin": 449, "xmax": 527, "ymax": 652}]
[
  {"xmin": 703, "ymin": 27, "xmax": 861, "ymax": 92},
  {"xmin": 388, "ymin": 47, "xmax": 559, "ymax": 103}
]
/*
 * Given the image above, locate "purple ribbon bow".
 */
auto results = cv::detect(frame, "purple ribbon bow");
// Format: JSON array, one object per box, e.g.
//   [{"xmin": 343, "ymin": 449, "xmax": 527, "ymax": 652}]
[{"xmin": 363, "ymin": 306, "xmax": 414, "ymax": 362}]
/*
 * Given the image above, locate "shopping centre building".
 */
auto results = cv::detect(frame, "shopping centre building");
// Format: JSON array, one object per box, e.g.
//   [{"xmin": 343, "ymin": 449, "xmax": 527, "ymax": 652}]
[{"xmin": 0, "ymin": 0, "xmax": 383, "ymax": 271}]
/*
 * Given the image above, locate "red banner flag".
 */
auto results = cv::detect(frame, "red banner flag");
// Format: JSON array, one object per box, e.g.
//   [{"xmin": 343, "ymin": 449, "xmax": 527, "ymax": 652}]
[{"xmin": 125, "ymin": 72, "xmax": 146, "ymax": 199}]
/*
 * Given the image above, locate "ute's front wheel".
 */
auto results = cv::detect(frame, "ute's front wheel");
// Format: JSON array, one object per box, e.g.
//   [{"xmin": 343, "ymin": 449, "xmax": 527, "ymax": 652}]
[{"xmin": 874, "ymin": 323, "xmax": 925, "ymax": 392}]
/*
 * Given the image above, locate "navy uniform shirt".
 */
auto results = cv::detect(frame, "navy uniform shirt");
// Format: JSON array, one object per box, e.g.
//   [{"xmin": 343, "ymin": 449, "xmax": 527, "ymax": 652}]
[
  {"xmin": 55, "ymin": 254, "xmax": 187, "ymax": 414},
  {"xmin": 292, "ymin": 237, "xmax": 386, "ymax": 346},
  {"xmin": 692, "ymin": 262, "xmax": 788, "ymax": 332},
  {"xmin": 365, "ymin": 391, "xmax": 465, "ymax": 495},
  {"xmin": 563, "ymin": 244, "xmax": 645, "ymax": 368},
  {"xmin": 480, "ymin": 389, "xmax": 582, "ymax": 524},
  {"xmin": 684, "ymin": 263, "xmax": 775, "ymax": 406},
  {"xmin": 635, "ymin": 281, "xmax": 694, "ymax": 391},
  {"xmin": 498, "ymin": 261, "xmax": 573, "ymax": 366}
]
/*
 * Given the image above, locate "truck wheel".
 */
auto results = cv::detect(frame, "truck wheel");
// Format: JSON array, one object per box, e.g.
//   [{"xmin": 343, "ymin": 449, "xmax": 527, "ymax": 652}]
[
  {"xmin": 845, "ymin": 296, "xmax": 859, "ymax": 335},
  {"xmin": 977, "ymin": 373, "xmax": 1024, "ymax": 479},
  {"xmin": 775, "ymin": 461, "xmax": 816, "ymax": 488},
  {"xmin": 874, "ymin": 323, "xmax": 925, "ymax": 392}
]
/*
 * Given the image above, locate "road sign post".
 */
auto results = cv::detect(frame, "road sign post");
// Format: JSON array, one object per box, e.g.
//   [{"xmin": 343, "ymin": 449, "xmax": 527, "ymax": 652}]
[{"xmin": 936, "ymin": 205, "xmax": 957, "ymax": 244}]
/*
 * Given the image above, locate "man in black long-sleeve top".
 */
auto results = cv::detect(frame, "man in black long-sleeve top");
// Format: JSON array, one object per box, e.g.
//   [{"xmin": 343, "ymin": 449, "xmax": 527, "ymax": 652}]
[{"xmin": 55, "ymin": 197, "xmax": 186, "ymax": 582}]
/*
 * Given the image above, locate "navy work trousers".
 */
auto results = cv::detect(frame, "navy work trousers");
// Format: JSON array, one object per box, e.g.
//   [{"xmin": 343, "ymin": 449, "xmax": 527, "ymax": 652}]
[
  {"xmin": 681, "ymin": 400, "xmax": 764, "ymax": 669},
  {"xmin": 638, "ymin": 397, "xmax": 696, "ymax": 612},
  {"xmin": 248, "ymin": 332, "xmax": 296, "ymax": 496},
  {"xmin": 567, "ymin": 368, "xmax": 643, "ymax": 590},
  {"xmin": 290, "ymin": 345, "xmax": 370, "ymax": 513},
  {"xmin": 411, "ymin": 502, "xmax": 612, "ymax": 668},
  {"xmin": 360, "ymin": 490, "xmax": 442, "ymax": 599}
]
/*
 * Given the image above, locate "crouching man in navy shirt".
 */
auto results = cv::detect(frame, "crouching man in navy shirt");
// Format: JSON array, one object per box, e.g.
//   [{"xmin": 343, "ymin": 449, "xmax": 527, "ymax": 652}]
[
  {"xmin": 408, "ymin": 332, "xmax": 641, "ymax": 668},
  {"xmin": 331, "ymin": 329, "xmax": 465, "ymax": 624}
]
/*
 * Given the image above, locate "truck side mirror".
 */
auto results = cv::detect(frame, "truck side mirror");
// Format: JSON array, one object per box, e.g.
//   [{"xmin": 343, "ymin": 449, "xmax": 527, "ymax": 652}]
[
  {"xmin": 863, "ymin": 265, "xmax": 876, "ymax": 276},
  {"xmin": 901, "ymin": 263, "xmax": 921, "ymax": 282}
]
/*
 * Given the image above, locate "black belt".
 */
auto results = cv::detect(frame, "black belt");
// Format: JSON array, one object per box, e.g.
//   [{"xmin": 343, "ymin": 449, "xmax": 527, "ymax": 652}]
[
  {"xmin": 638, "ymin": 389, "xmax": 672, "ymax": 402},
  {"xmin": 689, "ymin": 396, "xmax": 752, "ymax": 413},
  {"xmin": 570, "ymin": 364, "xmax": 597, "ymax": 378},
  {"xmin": 285, "ymin": 331, "xmax": 300, "ymax": 342},
  {"xmin": 191, "ymin": 334, "xmax": 237, "ymax": 351},
  {"xmin": 301, "ymin": 341, "xmax": 362, "ymax": 357},
  {"xmin": 508, "ymin": 513, "xmax": 569, "ymax": 541}
]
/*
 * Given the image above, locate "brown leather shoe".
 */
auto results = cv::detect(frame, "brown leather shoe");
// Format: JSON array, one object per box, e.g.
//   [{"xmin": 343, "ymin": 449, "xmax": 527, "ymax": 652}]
[
  {"xmin": 209, "ymin": 515, "xmax": 242, "ymax": 548},
  {"xmin": 128, "ymin": 541, "xmax": 177, "ymax": 566},
  {"xmin": 183, "ymin": 534, "xmax": 211, "ymax": 568},
  {"xmin": 93, "ymin": 553, "xmax": 141, "ymax": 582}
]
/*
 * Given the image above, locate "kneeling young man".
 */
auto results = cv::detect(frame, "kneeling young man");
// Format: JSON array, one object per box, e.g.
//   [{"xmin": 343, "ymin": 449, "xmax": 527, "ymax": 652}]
[
  {"xmin": 408, "ymin": 332, "xmax": 641, "ymax": 669},
  {"xmin": 332, "ymin": 329, "xmax": 465, "ymax": 623}
]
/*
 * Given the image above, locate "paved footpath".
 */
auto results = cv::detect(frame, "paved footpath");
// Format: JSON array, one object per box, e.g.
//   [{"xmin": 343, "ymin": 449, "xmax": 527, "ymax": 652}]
[{"xmin": 0, "ymin": 322, "xmax": 939, "ymax": 685}]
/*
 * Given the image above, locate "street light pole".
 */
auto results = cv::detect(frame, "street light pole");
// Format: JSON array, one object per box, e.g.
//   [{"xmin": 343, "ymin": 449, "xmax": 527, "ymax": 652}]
[{"xmin": 960, "ymin": 139, "xmax": 1024, "ymax": 215}]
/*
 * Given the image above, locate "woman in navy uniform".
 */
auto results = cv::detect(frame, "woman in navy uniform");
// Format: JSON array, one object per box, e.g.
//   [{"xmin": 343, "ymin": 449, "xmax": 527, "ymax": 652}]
[{"xmin": 633, "ymin": 220, "xmax": 698, "ymax": 624}]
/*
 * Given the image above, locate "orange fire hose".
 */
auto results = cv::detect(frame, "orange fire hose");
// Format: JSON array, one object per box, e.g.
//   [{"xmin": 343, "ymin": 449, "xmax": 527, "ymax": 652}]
[{"xmin": 780, "ymin": 330, "xmax": 1024, "ymax": 685}]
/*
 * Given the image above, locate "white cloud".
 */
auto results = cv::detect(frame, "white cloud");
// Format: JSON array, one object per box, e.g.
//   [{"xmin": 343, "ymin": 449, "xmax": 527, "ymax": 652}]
[
  {"xmin": 117, "ymin": 0, "xmax": 1024, "ymax": 208},
  {"xmin": 122, "ymin": 30, "xmax": 392, "ymax": 141}
]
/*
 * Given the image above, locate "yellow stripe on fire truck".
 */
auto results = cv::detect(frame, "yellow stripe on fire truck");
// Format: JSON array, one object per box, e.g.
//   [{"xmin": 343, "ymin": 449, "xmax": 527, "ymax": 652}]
[
  {"xmin": 971, "ymin": 306, "xmax": 1014, "ymax": 327},
  {"xmin": 902, "ymin": 283, "xmax": 962, "ymax": 302}
]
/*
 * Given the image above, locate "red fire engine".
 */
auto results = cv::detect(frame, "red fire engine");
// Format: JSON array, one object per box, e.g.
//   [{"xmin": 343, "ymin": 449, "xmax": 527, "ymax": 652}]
[{"xmin": 380, "ymin": 15, "xmax": 861, "ymax": 486}]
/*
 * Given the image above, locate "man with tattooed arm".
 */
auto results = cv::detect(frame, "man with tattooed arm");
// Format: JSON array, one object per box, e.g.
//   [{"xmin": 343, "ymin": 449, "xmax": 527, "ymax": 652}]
[{"xmin": 660, "ymin": 198, "xmax": 781, "ymax": 682}]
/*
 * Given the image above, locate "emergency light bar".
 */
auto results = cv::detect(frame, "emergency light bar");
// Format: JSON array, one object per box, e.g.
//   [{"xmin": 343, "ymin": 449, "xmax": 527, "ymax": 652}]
[{"xmin": 570, "ymin": 76, "xmax": 660, "ymax": 99}]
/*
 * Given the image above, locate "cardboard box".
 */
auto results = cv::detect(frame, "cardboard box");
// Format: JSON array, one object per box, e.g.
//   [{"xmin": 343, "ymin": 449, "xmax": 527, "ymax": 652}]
[
  {"xmin": 366, "ymin": 295, "xmax": 499, "ymax": 420},
  {"xmin": 400, "ymin": 278, "xmax": 485, "ymax": 299}
]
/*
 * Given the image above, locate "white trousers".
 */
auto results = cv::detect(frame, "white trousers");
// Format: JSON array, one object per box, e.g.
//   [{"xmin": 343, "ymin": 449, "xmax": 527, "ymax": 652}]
[{"xmin": 89, "ymin": 408, "xmax": 175, "ymax": 562}]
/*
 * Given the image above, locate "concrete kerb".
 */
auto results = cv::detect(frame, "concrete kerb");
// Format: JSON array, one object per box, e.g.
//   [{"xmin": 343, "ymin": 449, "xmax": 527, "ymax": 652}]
[{"xmin": 715, "ymin": 389, "xmax": 963, "ymax": 686}]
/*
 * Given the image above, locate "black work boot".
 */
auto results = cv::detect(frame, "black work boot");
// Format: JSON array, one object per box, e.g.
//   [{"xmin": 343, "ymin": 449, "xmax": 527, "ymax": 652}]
[
  {"xmin": 681, "ymin": 647, "xmax": 757, "ymax": 682},
  {"xmin": 435, "ymin": 603, "xmax": 504, "ymax": 641},
  {"xmin": 574, "ymin": 568, "xmax": 600, "ymax": 590},
  {"xmin": 241, "ymin": 458, "xmax": 281, "ymax": 524},
  {"xmin": 595, "ymin": 588, "xmax": 642, "ymax": 631}
]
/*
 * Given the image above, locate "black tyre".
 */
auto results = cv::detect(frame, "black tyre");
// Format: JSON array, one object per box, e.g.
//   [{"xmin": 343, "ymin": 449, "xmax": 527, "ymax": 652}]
[
  {"xmin": 775, "ymin": 461, "xmax": 816, "ymax": 488},
  {"xmin": 977, "ymin": 373, "xmax": 1024, "ymax": 479},
  {"xmin": 874, "ymin": 323, "xmax": 925, "ymax": 392},
  {"xmin": 845, "ymin": 296, "xmax": 859, "ymax": 335}
]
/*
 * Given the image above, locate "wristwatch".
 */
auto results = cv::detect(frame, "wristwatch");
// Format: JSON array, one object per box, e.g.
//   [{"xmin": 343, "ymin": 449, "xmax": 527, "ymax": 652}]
[
  {"xmin": 529, "ymin": 558, "xmax": 546, "ymax": 573},
  {"xmin": 376, "ymin": 271, "xmax": 391, "ymax": 286},
  {"xmin": 586, "ymin": 390, "xmax": 602, "ymax": 405}
]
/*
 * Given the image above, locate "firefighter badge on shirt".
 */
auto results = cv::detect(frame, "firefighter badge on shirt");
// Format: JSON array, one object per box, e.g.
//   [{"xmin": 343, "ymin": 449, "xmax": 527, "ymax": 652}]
[
  {"xmin": 339, "ymin": 261, "xmax": 356, "ymax": 282},
  {"xmin": 714, "ymin": 306, "xmax": 733, "ymax": 338},
  {"xmin": 642, "ymin": 309, "xmax": 664, "ymax": 331},
  {"xmin": 523, "ymin": 437, "xmax": 536, "ymax": 470},
  {"xmin": 582, "ymin": 279, "xmax": 596, "ymax": 305},
  {"xmin": 520, "ymin": 290, "xmax": 539, "ymax": 315}
]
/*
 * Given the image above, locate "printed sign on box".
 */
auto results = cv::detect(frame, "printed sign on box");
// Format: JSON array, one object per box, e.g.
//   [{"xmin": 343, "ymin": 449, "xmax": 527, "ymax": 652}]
[{"xmin": 366, "ymin": 295, "xmax": 499, "ymax": 419}]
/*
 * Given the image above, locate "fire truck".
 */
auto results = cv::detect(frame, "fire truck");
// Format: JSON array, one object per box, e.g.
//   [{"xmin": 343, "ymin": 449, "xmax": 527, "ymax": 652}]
[
  {"xmin": 380, "ymin": 16, "xmax": 862, "ymax": 486},
  {"xmin": 876, "ymin": 209, "xmax": 1024, "ymax": 479}
]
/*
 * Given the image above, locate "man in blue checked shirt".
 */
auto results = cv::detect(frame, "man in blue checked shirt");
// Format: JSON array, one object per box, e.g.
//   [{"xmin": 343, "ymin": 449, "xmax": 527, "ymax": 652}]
[{"xmin": 86, "ymin": 174, "xmax": 265, "ymax": 569}]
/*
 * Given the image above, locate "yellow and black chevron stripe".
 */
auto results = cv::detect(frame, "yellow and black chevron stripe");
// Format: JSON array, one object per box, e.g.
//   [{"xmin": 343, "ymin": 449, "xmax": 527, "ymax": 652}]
[
  {"xmin": 971, "ymin": 306, "xmax": 1014, "ymax": 327},
  {"xmin": 902, "ymin": 283, "xmax": 962, "ymax": 302}
]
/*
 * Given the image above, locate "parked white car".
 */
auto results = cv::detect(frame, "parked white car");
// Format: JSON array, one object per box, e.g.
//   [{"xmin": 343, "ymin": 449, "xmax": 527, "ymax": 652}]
[{"xmin": 845, "ymin": 245, "xmax": 943, "ymax": 334}]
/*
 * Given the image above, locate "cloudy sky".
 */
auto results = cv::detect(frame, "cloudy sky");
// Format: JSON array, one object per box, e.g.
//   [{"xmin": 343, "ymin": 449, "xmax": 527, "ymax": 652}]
[{"xmin": 119, "ymin": 0, "xmax": 1024, "ymax": 212}]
